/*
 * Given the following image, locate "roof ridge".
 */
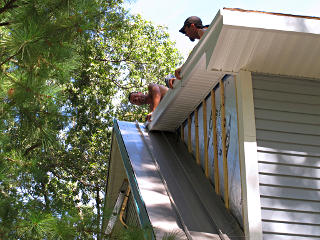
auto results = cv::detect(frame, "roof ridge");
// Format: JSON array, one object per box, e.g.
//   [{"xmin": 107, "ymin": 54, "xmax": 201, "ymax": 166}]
[{"xmin": 223, "ymin": 7, "xmax": 320, "ymax": 20}]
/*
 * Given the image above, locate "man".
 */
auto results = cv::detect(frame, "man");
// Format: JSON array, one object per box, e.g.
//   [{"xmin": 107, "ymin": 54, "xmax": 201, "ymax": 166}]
[
  {"xmin": 168, "ymin": 16, "xmax": 209, "ymax": 88},
  {"xmin": 179, "ymin": 16, "xmax": 209, "ymax": 42},
  {"xmin": 128, "ymin": 83, "xmax": 168, "ymax": 121}
]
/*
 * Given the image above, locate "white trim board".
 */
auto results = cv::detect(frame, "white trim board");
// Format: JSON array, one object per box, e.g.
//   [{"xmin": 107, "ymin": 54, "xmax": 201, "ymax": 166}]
[{"xmin": 235, "ymin": 70, "xmax": 262, "ymax": 240}]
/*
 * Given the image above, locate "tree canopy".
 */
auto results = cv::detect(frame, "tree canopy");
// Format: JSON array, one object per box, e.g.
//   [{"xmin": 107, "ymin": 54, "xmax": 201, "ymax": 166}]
[{"xmin": 0, "ymin": 0, "xmax": 182, "ymax": 239}]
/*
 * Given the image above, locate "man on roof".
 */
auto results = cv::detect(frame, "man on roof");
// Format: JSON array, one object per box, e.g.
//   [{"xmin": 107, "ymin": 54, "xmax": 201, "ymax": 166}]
[
  {"xmin": 167, "ymin": 16, "xmax": 209, "ymax": 88},
  {"xmin": 128, "ymin": 83, "xmax": 168, "ymax": 122}
]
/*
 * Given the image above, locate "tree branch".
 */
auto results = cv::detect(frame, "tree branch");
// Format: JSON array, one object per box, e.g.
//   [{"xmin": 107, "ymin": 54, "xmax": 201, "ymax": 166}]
[
  {"xmin": 24, "ymin": 142, "xmax": 41, "ymax": 156},
  {"xmin": 109, "ymin": 77, "xmax": 131, "ymax": 90},
  {"xmin": 0, "ymin": 51, "xmax": 20, "ymax": 67},
  {"xmin": 0, "ymin": 21, "xmax": 11, "ymax": 26},
  {"xmin": 0, "ymin": 0, "xmax": 18, "ymax": 15},
  {"xmin": 1, "ymin": 70, "xmax": 58, "ymax": 102},
  {"xmin": 41, "ymin": 181, "xmax": 50, "ymax": 211},
  {"xmin": 50, "ymin": 169, "xmax": 94, "ymax": 188},
  {"xmin": 94, "ymin": 57, "xmax": 149, "ymax": 66}
]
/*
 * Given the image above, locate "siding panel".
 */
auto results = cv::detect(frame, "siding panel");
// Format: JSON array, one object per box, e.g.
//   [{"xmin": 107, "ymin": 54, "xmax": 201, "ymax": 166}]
[
  {"xmin": 255, "ymin": 109, "xmax": 320, "ymax": 125},
  {"xmin": 259, "ymin": 185, "xmax": 320, "ymax": 201},
  {"xmin": 258, "ymin": 162, "xmax": 320, "ymax": 179},
  {"xmin": 256, "ymin": 119, "xmax": 320, "ymax": 135},
  {"xmin": 254, "ymin": 99, "xmax": 320, "ymax": 115},
  {"xmin": 257, "ymin": 140, "xmax": 320, "ymax": 156},
  {"xmin": 254, "ymin": 89, "xmax": 320, "ymax": 104},
  {"xmin": 259, "ymin": 174, "xmax": 320, "ymax": 190},
  {"xmin": 260, "ymin": 197, "xmax": 320, "ymax": 212},
  {"xmin": 256, "ymin": 129, "xmax": 320, "ymax": 146},
  {"xmin": 262, "ymin": 221, "xmax": 320, "ymax": 237},
  {"xmin": 257, "ymin": 151, "xmax": 320, "ymax": 168},
  {"xmin": 252, "ymin": 73, "xmax": 320, "ymax": 240},
  {"xmin": 263, "ymin": 234, "xmax": 320, "ymax": 240},
  {"xmin": 261, "ymin": 208, "xmax": 320, "ymax": 225},
  {"xmin": 253, "ymin": 77, "xmax": 320, "ymax": 96}
]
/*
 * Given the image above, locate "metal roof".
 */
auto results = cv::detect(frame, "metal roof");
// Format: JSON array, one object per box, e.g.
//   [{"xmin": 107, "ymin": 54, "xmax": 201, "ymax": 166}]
[
  {"xmin": 115, "ymin": 120, "xmax": 243, "ymax": 239},
  {"xmin": 148, "ymin": 8, "xmax": 320, "ymax": 131}
]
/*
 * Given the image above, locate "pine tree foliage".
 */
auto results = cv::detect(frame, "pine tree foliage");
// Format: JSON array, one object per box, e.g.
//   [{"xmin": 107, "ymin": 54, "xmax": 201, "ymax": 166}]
[{"xmin": 0, "ymin": 0, "xmax": 183, "ymax": 239}]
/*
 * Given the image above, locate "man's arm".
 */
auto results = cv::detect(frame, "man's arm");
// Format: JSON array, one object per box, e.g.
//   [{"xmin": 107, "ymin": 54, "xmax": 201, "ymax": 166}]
[
  {"xmin": 146, "ymin": 84, "xmax": 161, "ymax": 121},
  {"xmin": 175, "ymin": 66, "xmax": 182, "ymax": 80},
  {"xmin": 148, "ymin": 83, "xmax": 161, "ymax": 112}
]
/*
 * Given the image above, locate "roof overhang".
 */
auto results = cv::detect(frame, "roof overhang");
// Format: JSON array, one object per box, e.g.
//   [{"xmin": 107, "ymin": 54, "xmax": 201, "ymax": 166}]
[{"xmin": 148, "ymin": 8, "xmax": 320, "ymax": 131}]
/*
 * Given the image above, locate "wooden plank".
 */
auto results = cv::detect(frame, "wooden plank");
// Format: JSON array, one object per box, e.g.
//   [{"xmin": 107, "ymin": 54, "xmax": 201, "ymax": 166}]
[
  {"xmin": 253, "ymin": 99, "xmax": 320, "ymax": 115},
  {"xmin": 261, "ymin": 208, "xmax": 320, "ymax": 224},
  {"xmin": 203, "ymin": 100, "xmax": 209, "ymax": 178},
  {"xmin": 181, "ymin": 123, "xmax": 184, "ymax": 142},
  {"xmin": 257, "ymin": 151, "xmax": 320, "ymax": 168},
  {"xmin": 255, "ymin": 119, "xmax": 320, "ymax": 135},
  {"xmin": 195, "ymin": 108, "xmax": 200, "ymax": 165},
  {"xmin": 220, "ymin": 79, "xmax": 229, "ymax": 209},
  {"xmin": 259, "ymin": 185, "xmax": 320, "ymax": 201},
  {"xmin": 188, "ymin": 116, "xmax": 192, "ymax": 153},
  {"xmin": 211, "ymin": 89, "xmax": 220, "ymax": 194},
  {"xmin": 254, "ymin": 109, "xmax": 320, "ymax": 125},
  {"xmin": 262, "ymin": 221, "xmax": 320, "ymax": 236},
  {"xmin": 256, "ymin": 130, "xmax": 320, "ymax": 147},
  {"xmin": 252, "ymin": 78, "xmax": 320, "ymax": 96},
  {"xmin": 260, "ymin": 196, "xmax": 320, "ymax": 212},
  {"xmin": 257, "ymin": 141, "xmax": 320, "ymax": 157},
  {"xmin": 259, "ymin": 174, "xmax": 320, "ymax": 190},
  {"xmin": 258, "ymin": 162, "xmax": 320, "ymax": 179},
  {"xmin": 253, "ymin": 89, "xmax": 320, "ymax": 105}
]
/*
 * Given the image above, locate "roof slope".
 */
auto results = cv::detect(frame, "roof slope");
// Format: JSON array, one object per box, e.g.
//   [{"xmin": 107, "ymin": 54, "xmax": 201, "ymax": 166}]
[{"xmin": 116, "ymin": 120, "xmax": 243, "ymax": 239}]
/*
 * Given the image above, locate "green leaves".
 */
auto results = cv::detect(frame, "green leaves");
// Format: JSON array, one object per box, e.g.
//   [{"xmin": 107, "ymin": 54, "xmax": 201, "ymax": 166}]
[{"xmin": 1, "ymin": 0, "xmax": 182, "ymax": 239}]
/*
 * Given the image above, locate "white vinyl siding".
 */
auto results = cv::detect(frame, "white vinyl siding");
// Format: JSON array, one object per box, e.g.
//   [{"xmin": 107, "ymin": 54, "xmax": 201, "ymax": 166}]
[{"xmin": 252, "ymin": 73, "xmax": 320, "ymax": 240}]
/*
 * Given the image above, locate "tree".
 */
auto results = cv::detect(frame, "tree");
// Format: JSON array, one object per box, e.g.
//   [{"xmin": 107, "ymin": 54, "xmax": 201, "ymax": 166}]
[{"xmin": 0, "ymin": 0, "xmax": 182, "ymax": 239}]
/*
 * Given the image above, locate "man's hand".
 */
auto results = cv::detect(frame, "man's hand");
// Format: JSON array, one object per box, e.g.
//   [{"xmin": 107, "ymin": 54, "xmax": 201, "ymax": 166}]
[
  {"xmin": 168, "ymin": 78, "xmax": 176, "ymax": 89},
  {"xmin": 175, "ymin": 67, "xmax": 182, "ymax": 80},
  {"xmin": 145, "ymin": 113, "xmax": 152, "ymax": 122}
]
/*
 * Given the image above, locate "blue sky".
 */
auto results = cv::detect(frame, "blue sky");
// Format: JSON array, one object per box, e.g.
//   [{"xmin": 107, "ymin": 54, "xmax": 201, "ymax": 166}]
[{"xmin": 125, "ymin": 0, "xmax": 320, "ymax": 60}]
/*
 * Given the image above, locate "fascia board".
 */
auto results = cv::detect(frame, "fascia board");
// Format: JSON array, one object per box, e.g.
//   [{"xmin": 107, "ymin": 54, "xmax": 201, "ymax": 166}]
[
  {"xmin": 222, "ymin": 9, "xmax": 320, "ymax": 35},
  {"xmin": 148, "ymin": 11, "xmax": 224, "ymax": 131}
]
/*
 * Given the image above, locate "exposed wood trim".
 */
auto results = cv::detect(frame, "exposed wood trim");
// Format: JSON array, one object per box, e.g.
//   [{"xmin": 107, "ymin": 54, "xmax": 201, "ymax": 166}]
[
  {"xmin": 235, "ymin": 70, "xmax": 263, "ymax": 240},
  {"xmin": 220, "ymin": 79, "xmax": 229, "ymax": 209},
  {"xmin": 203, "ymin": 100, "xmax": 209, "ymax": 178},
  {"xmin": 181, "ymin": 123, "xmax": 184, "ymax": 142},
  {"xmin": 188, "ymin": 115, "xmax": 192, "ymax": 153},
  {"xmin": 211, "ymin": 89, "xmax": 220, "ymax": 194},
  {"xmin": 195, "ymin": 108, "xmax": 200, "ymax": 165},
  {"xmin": 104, "ymin": 180, "xmax": 128, "ymax": 236}
]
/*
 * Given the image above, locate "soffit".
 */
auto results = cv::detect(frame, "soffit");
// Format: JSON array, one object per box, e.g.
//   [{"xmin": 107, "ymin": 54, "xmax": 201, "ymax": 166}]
[{"xmin": 148, "ymin": 8, "xmax": 320, "ymax": 131}]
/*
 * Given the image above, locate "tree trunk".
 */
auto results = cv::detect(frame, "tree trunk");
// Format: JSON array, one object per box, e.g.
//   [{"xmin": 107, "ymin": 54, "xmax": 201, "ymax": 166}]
[{"xmin": 96, "ymin": 187, "xmax": 101, "ymax": 240}]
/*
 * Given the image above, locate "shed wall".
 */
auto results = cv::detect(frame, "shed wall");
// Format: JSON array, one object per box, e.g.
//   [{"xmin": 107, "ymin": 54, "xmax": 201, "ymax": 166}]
[
  {"xmin": 182, "ymin": 75, "xmax": 243, "ymax": 228},
  {"xmin": 252, "ymin": 73, "xmax": 320, "ymax": 239}
]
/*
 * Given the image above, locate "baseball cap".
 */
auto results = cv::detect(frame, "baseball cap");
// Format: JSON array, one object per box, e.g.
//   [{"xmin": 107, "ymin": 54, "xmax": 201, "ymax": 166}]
[{"xmin": 179, "ymin": 16, "xmax": 203, "ymax": 34}]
